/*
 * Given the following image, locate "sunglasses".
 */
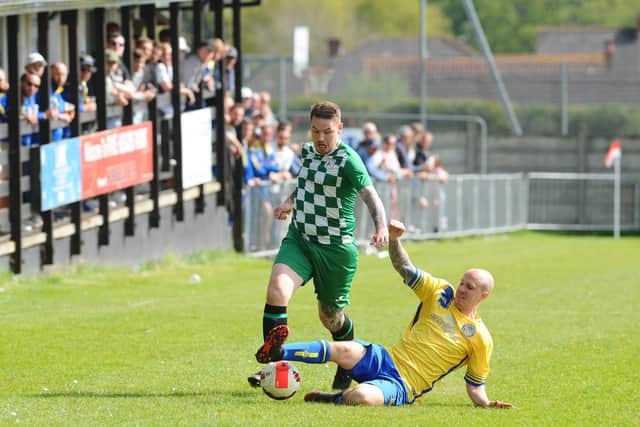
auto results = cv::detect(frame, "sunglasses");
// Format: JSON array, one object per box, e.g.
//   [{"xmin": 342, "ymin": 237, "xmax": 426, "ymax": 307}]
[{"xmin": 25, "ymin": 81, "xmax": 40, "ymax": 88}]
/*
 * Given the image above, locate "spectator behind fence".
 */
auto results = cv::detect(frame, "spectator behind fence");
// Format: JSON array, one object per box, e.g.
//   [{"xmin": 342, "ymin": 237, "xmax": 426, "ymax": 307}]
[
  {"xmin": 246, "ymin": 121, "xmax": 278, "ymax": 249},
  {"xmin": 272, "ymin": 121, "xmax": 299, "ymax": 178},
  {"xmin": 364, "ymin": 136, "xmax": 395, "ymax": 183},
  {"xmin": 105, "ymin": 49, "xmax": 130, "ymax": 128},
  {"xmin": 396, "ymin": 125, "xmax": 414, "ymax": 168},
  {"xmin": 358, "ymin": 129, "xmax": 382, "ymax": 166},
  {"xmin": 258, "ymin": 91, "xmax": 277, "ymax": 127},
  {"xmin": 131, "ymin": 48, "xmax": 156, "ymax": 123},
  {"xmin": 50, "ymin": 62, "xmax": 75, "ymax": 141},
  {"xmin": 224, "ymin": 45, "xmax": 238, "ymax": 95},
  {"xmin": 241, "ymin": 87, "xmax": 255, "ymax": 117},
  {"xmin": 106, "ymin": 21, "xmax": 121, "ymax": 40},
  {"xmin": 418, "ymin": 153, "xmax": 449, "ymax": 233},
  {"xmin": 181, "ymin": 40, "xmax": 216, "ymax": 107},
  {"xmin": 0, "ymin": 67, "xmax": 8, "ymax": 123},
  {"xmin": 25, "ymin": 52, "xmax": 47, "ymax": 78},
  {"xmin": 382, "ymin": 134, "xmax": 413, "ymax": 220},
  {"xmin": 241, "ymin": 119, "xmax": 257, "ymax": 184},
  {"xmin": 76, "ymin": 54, "xmax": 97, "ymax": 112},
  {"xmin": 107, "ymin": 33, "xmax": 132, "ymax": 82},
  {"xmin": 0, "ymin": 67, "xmax": 8, "ymax": 210},
  {"xmin": 20, "ymin": 73, "xmax": 46, "ymax": 146},
  {"xmin": 413, "ymin": 131, "xmax": 435, "ymax": 175},
  {"xmin": 226, "ymin": 102, "xmax": 245, "ymax": 160},
  {"xmin": 356, "ymin": 121, "xmax": 379, "ymax": 159},
  {"xmin": 155, "ymin": 42, "xmax": 195, "ymax": 117}
]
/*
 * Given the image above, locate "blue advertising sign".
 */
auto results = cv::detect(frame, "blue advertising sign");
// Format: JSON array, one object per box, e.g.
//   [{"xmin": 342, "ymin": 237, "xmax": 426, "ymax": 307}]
[{"xmin": 40, "ymin": 137, "xmax": 82, "ymax": 211}]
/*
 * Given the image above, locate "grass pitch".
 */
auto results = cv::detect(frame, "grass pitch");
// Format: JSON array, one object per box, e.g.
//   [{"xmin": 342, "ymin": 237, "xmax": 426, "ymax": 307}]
[{"xmin": 0, "ymin": 231, "xmax": 638, "ymax": 426}]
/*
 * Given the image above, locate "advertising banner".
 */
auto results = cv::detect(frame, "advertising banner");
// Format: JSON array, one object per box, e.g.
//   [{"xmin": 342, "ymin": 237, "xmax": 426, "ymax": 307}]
[
  {"xmin": 81, "ymin": 122, "xmax": 153, "ymax": 199},
  {"xmin": 40, "ymin": 137, "xmax": 82, "ymax": 211},
  {"xmin": 181, "ymin": 108, "xmax": 213, "ymax": 189}
]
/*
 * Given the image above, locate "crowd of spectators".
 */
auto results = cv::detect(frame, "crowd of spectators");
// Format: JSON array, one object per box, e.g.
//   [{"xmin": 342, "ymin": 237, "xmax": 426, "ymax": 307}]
[
  {"xmin": 0, "ymin": 21, "xmax": 246, "ymax": 231},
  {"xmin": 0, "ymin": 20, "xmax": 448, "ymax": 237},
  {"xmin": 350, "ymin": 120, "xmax": 449, "ymax": 232}
]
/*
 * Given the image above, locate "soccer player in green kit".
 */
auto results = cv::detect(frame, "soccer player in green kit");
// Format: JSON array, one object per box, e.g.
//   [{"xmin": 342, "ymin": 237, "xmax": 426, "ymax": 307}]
[{"xmin": 249, "ymin": 101, "xmax": 388, "ymax": 391}]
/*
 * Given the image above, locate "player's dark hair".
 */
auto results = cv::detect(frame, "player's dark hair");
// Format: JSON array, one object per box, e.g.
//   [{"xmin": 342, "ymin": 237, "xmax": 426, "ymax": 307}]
[{"xmin": 310, "ymin": 101, "xmax": 341, "ymax": 123}]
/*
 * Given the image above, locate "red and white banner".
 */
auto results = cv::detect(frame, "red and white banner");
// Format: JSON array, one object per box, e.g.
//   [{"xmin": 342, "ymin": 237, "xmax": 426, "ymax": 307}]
[
  {"xmin": 81, "ymin": 122, "xmax": 153, "ymax": 198},
  {"xmin": 604, "ymin": 140, "xmax": 621, "ymax": 168}
]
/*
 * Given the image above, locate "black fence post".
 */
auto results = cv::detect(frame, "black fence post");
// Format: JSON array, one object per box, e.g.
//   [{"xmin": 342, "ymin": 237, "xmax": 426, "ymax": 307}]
[
  {"xmin": 37, "ymin": 12, "xmax": 53, "ymax": 267},
  {"xmin": 141, "ymin": 4, "xmax": 160, "ymax": 229},
  {"xmin": 212, "ymin": 0, "xmax": 226, "ymax": 208},
  {"xmin": 62, "ymin": 10, "xmax": 83, "ymax": 257},
  {"xmin": 7, "ymin": 15, "xmax": 22, "ymax": 274},
  {"xmin": 193, "ymin": 0, "xmax": 206, "ymax": 214},
  {"xmin": 94, "ymin": 8, "xmax": 110, "ymax": 246},
  {"xmin": 231, "ymin": 0, "xmax": 244, "ymax": 252},
  {"xmin": 121, "ymin": 5, "xmax": 136, "ymax": 237},
  {"xmin": 170, "ymin": 2, "xmax": 184, "ymax": 221}
]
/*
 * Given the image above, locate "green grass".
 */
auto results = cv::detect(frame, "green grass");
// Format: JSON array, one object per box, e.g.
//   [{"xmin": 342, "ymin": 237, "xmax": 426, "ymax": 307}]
[{"xmin": 0, "ymin": 231, "xmax": 638, "ymax": 426}]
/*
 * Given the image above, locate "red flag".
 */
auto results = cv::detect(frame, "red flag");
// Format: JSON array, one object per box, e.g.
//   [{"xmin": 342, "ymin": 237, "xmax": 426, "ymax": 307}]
[{"xmin": 604, "ymin": 140, "xmax": 621, "ymax": 168}]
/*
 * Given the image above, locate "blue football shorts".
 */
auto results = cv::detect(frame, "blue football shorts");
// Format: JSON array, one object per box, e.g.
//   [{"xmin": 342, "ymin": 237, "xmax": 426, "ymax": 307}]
[{"xmin": 347, "ymin": 339, "xmax": 410, "ymax": 406}]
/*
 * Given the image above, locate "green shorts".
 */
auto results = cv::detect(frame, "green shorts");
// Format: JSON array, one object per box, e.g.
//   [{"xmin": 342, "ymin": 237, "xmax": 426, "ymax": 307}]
[{"xmin": 274, "ymin": 225, "xmax": 358, "ymax": 308}]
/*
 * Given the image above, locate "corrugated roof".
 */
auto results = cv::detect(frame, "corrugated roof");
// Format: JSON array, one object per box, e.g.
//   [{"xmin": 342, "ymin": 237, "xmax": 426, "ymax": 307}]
[
  {"xmin": 0, "ymin": 0, "xmax": 258, "ymax": 16},
  {"xmin": 0, "ymin": 1, "xmax": 174, "ymax": 16}
]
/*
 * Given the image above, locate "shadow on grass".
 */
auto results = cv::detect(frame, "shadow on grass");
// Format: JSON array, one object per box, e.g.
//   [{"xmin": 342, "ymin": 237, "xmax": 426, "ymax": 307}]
[{"xmin": 26, "ymin": 390, "xmax": 256, "ymax": 399}]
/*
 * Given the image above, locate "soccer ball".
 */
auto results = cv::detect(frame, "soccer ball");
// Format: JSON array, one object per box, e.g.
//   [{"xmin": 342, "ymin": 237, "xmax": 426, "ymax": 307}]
[{"xmin": 260, "ymin": 361, "xmax": 301, "ymax": 400}]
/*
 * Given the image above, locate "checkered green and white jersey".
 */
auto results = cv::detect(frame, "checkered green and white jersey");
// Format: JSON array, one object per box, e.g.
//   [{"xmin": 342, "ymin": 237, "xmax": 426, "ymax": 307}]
[{"xmin": 293, "ymin": 141, "xmax": 371, "ymax": 245}]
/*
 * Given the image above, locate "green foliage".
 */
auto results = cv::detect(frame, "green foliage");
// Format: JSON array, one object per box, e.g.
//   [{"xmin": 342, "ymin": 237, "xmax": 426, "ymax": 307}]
[
  {"xmin": 241, "ymin": 1, "xmax": 452, "ymax": 62},
  {"xmin": 434, "ymin": 0, "xmax": 639, "ymax": 53},
  {"xmin": 0, "ymin": 233, "xmax": 638, "ymax": 424}
]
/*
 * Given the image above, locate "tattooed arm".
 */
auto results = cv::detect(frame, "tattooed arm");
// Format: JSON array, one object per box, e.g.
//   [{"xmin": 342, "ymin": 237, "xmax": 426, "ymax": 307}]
[
  {"xmin": 388, "ymin": 220, "xmax": 417, "ymax": 284},
  {"xmin": 359, "ymin": 185, "xmax": 389, "ymax": 248}
]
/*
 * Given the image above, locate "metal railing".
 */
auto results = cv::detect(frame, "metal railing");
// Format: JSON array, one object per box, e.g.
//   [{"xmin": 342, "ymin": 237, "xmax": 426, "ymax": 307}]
[
  {"xmin": 244, "ymin": 173, "xmax": 526, "ymax": 255},
  {"xmin": 243, "ymin": 171, "xmax": 640, "ymax": 255}
]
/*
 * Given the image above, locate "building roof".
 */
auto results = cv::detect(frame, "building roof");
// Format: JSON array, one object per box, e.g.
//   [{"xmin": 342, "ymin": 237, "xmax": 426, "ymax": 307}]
[
  {"xmin": 345, "ymin": 36, "xmax": 475, "ymax": 59},
  {"xmin": 365, "ymin": 53, "xmax": 606, "ymax": 77},
  {"xmin": 536, "ymin": 26, "xmax": 617, "ymax": 54},
  {"xmin": 0, "ymin": 0, "xmax": 258, "ymax": 16}
]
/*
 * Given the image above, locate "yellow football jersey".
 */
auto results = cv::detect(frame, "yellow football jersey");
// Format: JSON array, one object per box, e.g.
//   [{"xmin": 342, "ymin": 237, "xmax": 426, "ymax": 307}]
[{"xmin": 387, "ymin": 269, "xmax": 493, "ymax": 403}]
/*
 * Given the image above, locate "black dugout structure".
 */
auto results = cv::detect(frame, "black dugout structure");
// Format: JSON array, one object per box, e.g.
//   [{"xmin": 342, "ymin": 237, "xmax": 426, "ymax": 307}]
[{"xmin": 0, "ymin": 0, "xmax": 260, "ymax": 273}]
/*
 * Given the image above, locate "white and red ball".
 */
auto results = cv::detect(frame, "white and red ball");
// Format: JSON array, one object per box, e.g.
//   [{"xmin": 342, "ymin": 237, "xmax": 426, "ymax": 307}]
[{"xmin": 260, "ymin": 361, "xmax": 301, "ymax": 400}]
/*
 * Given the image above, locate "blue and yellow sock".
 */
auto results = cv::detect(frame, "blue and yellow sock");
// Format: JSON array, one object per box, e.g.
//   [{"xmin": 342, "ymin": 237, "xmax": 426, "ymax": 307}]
[{"xmin": 281, "ymin": 340, "xmax": 331, "ymax": 364}]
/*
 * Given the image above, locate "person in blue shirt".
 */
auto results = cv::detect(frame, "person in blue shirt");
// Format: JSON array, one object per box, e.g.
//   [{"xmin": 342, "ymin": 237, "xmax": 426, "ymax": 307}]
[
  {"xmin": 0, "ymin": 67, "xmax": 9, "ymax": 123},
  {"xmin": 50, "ymin": 62, "xmax": 75, "ymax": 141},
  {"xmin": 20, "ymin": 73, "xmax": 44, "ymax": 146}
]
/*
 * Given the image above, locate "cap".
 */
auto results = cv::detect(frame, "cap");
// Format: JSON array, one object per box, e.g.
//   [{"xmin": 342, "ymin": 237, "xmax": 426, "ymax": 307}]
[
  {"xmin": 80, "ymin": 54, "xmax": 97, "ymax": 72},
  {"xmin": 27, "ymin": 52, "xmax": 47, "ymax": 66},
  {"xmin": 367, "ymin": 138, "xmax": 381, "ymax": 149},
  {"xmin": 226, "ymin": 46, "xmax": 238, "ymax": 59},
  {"xmin": 241, "ymin": 87, "xmax": 253, "ymax": 99},
  {"xmin": 196, "ymin": 40, "xmax": 216, "ymax": 52},
  {"xmin": 179, "ymin": 36, "xmax": 191, "ymax": 53},
  {"xmin": 105, "ymin": 49, "xmax": 119, "ymax": 63}
]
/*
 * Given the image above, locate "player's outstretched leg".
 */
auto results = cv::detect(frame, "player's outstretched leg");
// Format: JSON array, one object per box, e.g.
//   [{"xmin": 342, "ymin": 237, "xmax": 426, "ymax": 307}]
[
  {"xmin": 255, "ymin": 324, "xmax": 290, "ymax": 363},
  {"xmin": 304, "ymin": 390, "xmax": 344, "ymax": 404}
]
